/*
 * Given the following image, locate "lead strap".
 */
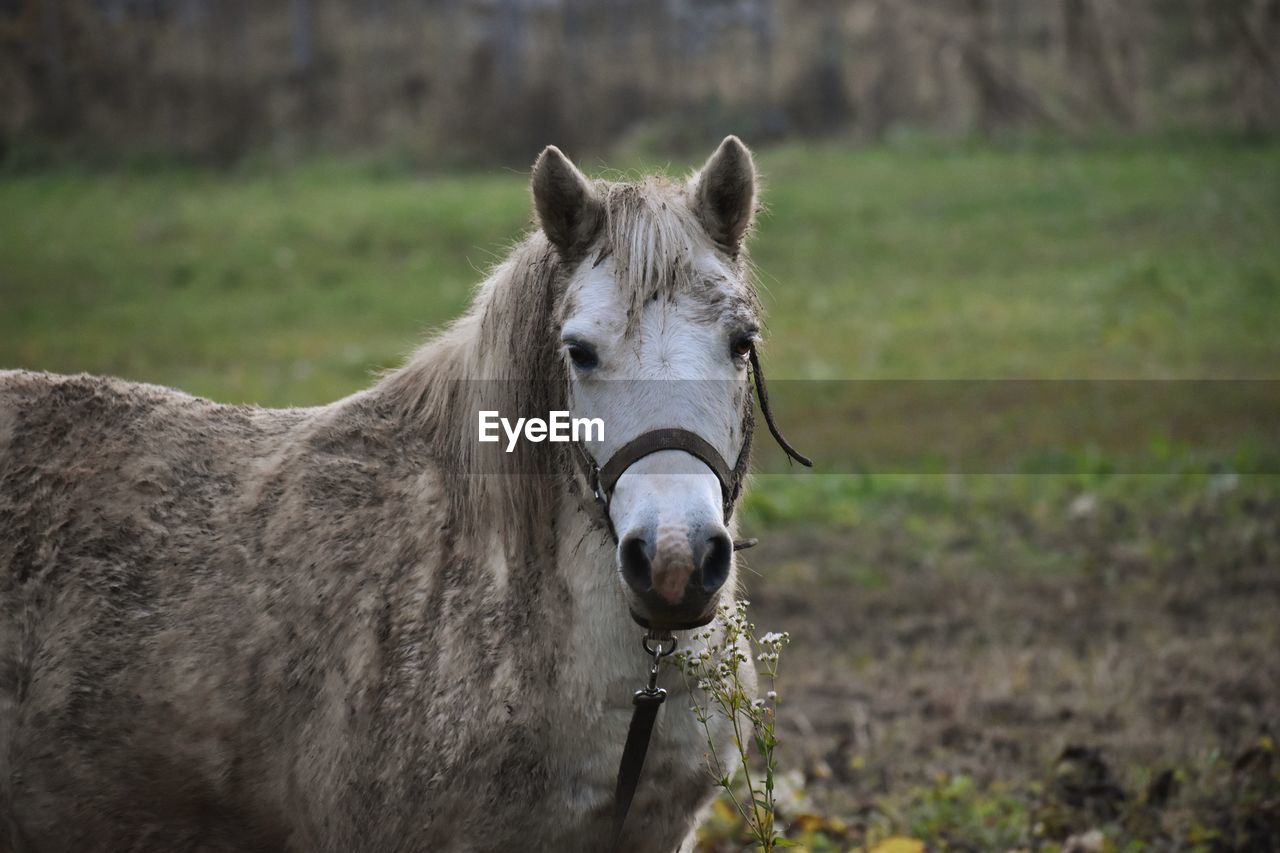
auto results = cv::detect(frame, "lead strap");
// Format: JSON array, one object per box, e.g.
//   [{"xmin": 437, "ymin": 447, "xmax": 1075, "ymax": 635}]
[{"xmin": 610, "ymin": 631, "xmax": 676, "ymax": 850}]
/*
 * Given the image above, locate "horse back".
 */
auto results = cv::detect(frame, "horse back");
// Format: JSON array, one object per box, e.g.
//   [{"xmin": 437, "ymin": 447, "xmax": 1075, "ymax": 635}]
[{"xmin": 0, "ymin": 369, "xmax": 270, "ymax": 592}]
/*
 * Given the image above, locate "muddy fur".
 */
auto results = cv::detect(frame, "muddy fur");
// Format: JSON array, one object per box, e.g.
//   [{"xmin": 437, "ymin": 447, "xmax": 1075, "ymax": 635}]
[{"xmin": 0, "ymin": 143, "xmax": 763, "ymax": 852}]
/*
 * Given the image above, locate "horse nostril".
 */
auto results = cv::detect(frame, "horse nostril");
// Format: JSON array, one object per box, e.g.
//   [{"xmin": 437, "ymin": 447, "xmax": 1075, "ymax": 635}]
[
  {"xmin": 618, "ymin": 532, "xmax": 653, "ymax": 592},
  {"xmin": 695, "ymin": 531, "xmax": 733, "ymax": 593}
]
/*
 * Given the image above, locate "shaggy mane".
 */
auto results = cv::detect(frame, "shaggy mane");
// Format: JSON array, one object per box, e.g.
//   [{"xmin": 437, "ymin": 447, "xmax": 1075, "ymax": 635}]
[{"xmin": 374, "ymin": 174, "xmax": 750, "ymax": 547}]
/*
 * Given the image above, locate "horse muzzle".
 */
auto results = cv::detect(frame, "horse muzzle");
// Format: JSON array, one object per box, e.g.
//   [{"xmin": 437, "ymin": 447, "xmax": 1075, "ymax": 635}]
[{"xmin": 618, "ymin": 521, "xmax": 732, "ymax": 630}]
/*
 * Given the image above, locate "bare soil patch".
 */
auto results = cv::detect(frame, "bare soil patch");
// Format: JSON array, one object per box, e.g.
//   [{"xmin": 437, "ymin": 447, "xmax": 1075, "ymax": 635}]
[{"xmin": 738, "ymin": 490, "xmax": 1280, "ymax": 849}]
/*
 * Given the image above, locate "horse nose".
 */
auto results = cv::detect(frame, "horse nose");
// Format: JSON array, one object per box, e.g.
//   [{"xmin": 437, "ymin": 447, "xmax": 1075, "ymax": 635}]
[{"xmin": 618, "ymin": 524, "xmax": 732, "ymax": 605}]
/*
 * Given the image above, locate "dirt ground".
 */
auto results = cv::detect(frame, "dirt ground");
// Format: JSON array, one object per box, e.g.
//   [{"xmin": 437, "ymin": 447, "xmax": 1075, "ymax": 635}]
[{"xmin": 734, "ymin": 488, "xmax": 1280, "ymax": 851}]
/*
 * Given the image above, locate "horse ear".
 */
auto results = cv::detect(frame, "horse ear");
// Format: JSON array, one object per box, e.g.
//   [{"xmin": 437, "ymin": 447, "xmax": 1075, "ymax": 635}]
[
  {"xmin": 532, "ymin": 146, "xmax": 603, "ymax": 255},
  {"xmin": 691, "ymin": 135, "xmax": 757, "ymax": 252}
]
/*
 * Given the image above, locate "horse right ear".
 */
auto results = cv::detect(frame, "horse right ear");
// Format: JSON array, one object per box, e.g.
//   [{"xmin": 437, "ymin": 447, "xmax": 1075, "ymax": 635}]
[
  {"xmin": 532, "ymin": 146, "xmax": 603, "ymax": 256},
  {"xmin": 691, "ymin": 135, "xmax": 757, "ymax": 253}
]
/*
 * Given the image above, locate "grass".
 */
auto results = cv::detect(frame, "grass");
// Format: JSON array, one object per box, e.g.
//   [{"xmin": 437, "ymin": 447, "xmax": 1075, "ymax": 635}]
[
  {"xmin": 0, "ymin": 164, "xmax": 528, "ymax": 403},
  {"xmin": 753, "ymin": 140, "xmax": 1280, "ymax": 382},
  {"xmin": 704, "ymin": 718, "xmax": 1280, "ymax": 851},
  {"xmin": 714, "ymin": 482, "xmax": 1280, "ymax": 851},
  {"xmin": 3, "ymin": 138, "xmax": 1279, "ymax": 408}
]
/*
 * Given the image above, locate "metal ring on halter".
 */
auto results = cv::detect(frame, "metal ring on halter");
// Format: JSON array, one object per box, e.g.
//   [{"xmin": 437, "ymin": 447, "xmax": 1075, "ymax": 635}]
[
  {"xmin": 642, "ymin": 633, "xmax": 676, "ymax": 692},
  {"xmin": 641, "ymin": 632, "xmax": 677, "ymax": 659}
]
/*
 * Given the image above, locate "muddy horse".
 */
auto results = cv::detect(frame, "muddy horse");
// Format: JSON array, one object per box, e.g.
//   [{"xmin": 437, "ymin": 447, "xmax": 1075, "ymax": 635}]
[{"xmin": 0, "ymin": 137, "xmax": 807, "ymax": 851}]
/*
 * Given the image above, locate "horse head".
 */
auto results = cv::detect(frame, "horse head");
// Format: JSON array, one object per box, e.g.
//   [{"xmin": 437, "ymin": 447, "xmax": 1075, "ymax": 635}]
[{"xmin": 531, "ymin": 137, "xmax": 805, "ymax": 631}]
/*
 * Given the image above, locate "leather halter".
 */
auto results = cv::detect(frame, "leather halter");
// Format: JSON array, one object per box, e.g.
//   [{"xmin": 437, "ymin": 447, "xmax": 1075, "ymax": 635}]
[{"xmin": 579, "ymin": 346, "xmax": 812, "ymax": 546}]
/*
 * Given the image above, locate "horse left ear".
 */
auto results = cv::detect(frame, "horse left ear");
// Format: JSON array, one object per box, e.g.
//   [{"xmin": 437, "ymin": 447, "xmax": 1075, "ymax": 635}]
[
  {"xmin": 691, "ymin": 135, "xmax": 757, "ymax": 252},
  {"xmin": 532, "ymin": 145, "xmax": 603, "ymax": 256}
]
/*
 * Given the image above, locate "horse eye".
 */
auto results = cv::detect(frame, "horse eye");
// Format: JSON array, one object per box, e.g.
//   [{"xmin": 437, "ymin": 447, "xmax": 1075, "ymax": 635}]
[
  {"xmin": 730, "ymin": 335, "xmax": 755, "ymax": 361},
  {"xmin": 566, "ymin": 342, "xmax": 599, "ymax": 370}
]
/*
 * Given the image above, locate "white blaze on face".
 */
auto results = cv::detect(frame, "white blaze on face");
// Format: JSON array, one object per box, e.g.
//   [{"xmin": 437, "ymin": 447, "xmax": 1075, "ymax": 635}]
[{"xmin": 561, "ymin": 251, "xmax": 751, "ymax": 611}]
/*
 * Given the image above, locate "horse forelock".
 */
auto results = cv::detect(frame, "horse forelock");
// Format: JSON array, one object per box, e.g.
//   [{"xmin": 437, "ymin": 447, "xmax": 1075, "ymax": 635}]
[{"xmin": 596, "ymin": 177, "xmax": 758, "ymax": 330}]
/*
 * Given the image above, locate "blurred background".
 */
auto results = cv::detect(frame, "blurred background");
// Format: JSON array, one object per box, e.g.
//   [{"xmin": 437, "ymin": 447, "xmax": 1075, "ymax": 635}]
[
  {"xmin": 3, "ymin": 0, "xmax": 1279, "ymax": 164},
  {"xmin": 2, "ymin": 2, "xmax": 1279, "ymax": 850}
]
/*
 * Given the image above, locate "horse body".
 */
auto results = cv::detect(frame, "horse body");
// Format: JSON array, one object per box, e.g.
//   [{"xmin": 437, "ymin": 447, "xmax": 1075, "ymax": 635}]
[
  {"xmin": 0, "ymin": 371, "xmax": 715, "ymax": 851},
  {"xmin": 1, "ymin": 138, "xmax": 766, "ymax": 851}
]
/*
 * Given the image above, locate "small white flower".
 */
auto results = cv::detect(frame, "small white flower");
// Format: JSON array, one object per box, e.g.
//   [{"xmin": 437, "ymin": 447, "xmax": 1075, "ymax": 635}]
[{"xmin": 767, "ymin": 690, "xmax": 777, "ymax": 700}]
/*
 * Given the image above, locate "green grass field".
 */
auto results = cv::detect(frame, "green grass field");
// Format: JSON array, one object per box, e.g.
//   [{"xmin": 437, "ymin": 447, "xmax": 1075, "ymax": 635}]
[
  {"xmin": 4, "ymin": 138, "xmax": 1279, "ymax": 404},
  {"xmin": 5, "ymin": 137, "xmax": 1277, "ymax": 518},
  {"xmin": 3, "ymin": 139, "xmax": 1279, "ymax": 850}
]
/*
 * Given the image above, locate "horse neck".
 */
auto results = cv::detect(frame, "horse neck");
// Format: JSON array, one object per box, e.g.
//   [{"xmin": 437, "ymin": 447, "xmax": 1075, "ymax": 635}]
[
  {"xmin": 369, "ymin": 238, "xmax": 674, "ymax": 687},
  {"xmin": 371, "ymin": 236, "xmax": 571, "ymax": 548}
]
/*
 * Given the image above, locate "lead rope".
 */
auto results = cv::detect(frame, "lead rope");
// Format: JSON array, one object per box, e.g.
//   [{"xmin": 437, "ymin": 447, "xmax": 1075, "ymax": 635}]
[{"xmin": 611, "ymin": 630, "xmax": 676, "ymax": 851}]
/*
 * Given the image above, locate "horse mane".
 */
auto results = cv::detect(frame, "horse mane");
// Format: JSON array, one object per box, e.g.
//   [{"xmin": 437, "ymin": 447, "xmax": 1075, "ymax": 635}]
[{"xmin": 374, "ymin": 174, "xmax": 744, "ymax": 547}]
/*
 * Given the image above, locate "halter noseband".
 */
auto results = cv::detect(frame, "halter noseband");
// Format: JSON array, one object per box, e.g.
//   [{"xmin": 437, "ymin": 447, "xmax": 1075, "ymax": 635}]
[
  {"xmin": 580, "ymin": 346, "xmax": 812, "ymax": 546},
  {"xmin": 587, "ymin": 427, "xmax": 747, "ymax": 542}
]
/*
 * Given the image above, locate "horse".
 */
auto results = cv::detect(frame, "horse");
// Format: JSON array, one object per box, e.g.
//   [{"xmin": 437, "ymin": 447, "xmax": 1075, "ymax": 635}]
[{"xmin": 0, "ymin": 137, "xmax": 802, "ymax": 852}]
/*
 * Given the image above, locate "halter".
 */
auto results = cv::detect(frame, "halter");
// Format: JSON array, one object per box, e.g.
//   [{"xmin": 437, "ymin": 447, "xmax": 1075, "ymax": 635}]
[{"xmin": 579, "ymin": 346, "xmax": 811, "ymax": 549}]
